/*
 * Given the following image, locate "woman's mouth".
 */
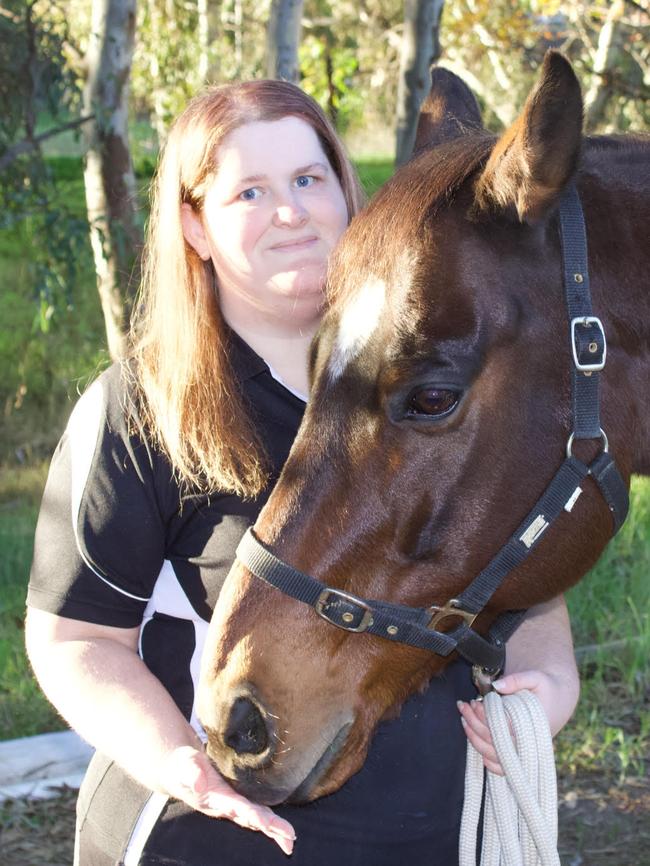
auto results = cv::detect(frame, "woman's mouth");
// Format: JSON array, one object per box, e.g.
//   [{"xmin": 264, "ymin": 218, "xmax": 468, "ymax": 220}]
[{"xmin": 269, "ymin": 236, "xmax": 319, "ymax": 252}]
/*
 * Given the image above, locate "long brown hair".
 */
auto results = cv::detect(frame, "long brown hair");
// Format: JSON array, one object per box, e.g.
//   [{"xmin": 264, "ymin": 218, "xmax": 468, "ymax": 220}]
[{"xmin": 129, "ymin": 80, "xmax": 364, "ymax": 498}]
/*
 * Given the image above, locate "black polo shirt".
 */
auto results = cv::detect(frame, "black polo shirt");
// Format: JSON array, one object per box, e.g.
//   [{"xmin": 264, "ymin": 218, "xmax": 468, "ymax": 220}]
[
  {"xmin": 28, "ymin": 331, "xmax": 304, "ymax": 729},
  {"xmin": 28, "ymin": 332, "xmax": 475, "ymax": 865}
]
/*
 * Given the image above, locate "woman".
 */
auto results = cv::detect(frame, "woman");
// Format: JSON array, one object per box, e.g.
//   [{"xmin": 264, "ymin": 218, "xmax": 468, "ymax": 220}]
[{"xmin": 25, "ymin": 80, "xmax": 579, "ymax": 865}]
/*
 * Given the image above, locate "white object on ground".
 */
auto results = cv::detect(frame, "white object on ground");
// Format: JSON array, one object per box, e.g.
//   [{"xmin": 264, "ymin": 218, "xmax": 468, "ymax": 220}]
[
  {"xmin": 459, "ymin": 689, "xmax": 561, "ymax": 866},
  {"xmin": 0, "ymin": 730, "xmax": 93, "ymax": 801}
]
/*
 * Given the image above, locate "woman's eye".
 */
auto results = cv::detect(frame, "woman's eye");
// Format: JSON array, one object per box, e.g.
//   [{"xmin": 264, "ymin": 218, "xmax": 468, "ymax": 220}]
[
  {"xmin": 295, "ymin": 175, "xmax": 315, "ymax": 189},
  {"xmin": 407, "ymin": 388, "xmax": 459, "ymax": 417},
  {"xmin": 239, "ymin": 187, "xmax": 262, "ymax": 201}
]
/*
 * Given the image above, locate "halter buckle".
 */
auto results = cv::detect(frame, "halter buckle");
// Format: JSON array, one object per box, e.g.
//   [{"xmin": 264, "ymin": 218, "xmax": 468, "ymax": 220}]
[
  {"xmin": 427, "ymin": 598, "xmax": 478, "ymax": 631},
  {"xmin": 571, "ymin": 316, "xmax": 606, "ymax": 373},
  {"xmin": 315, "ymin": 588, "xmax": 374, "ymax": 633}
]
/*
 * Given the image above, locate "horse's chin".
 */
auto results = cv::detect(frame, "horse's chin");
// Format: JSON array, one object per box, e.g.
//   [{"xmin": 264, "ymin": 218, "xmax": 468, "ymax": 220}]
[
  {"xmin": 216, "ymin": 721, "xmax": 354, "ymax": 806},
  {"xmin": 286, "ymin": 721, "xmax": 353, "ymax": 803}
]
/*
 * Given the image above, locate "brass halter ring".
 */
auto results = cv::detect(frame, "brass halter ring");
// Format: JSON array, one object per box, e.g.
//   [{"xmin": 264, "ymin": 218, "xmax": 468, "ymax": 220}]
[{"xmin": 566, "ymin": 428, "xmax": 608, "ymax": 459}]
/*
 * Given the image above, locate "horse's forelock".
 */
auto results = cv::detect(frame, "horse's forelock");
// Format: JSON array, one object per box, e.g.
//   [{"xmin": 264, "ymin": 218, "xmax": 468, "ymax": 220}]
[{"xmin": 326, "ymin": 134, "xmax": 495, "ymax": 310}]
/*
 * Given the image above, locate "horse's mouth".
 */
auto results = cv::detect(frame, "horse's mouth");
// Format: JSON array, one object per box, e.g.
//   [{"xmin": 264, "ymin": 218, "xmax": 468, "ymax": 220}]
[
  {"xmin": 286, "ymin": 721, "xmax": 353, "ymax": 804},
  {"xmin": 218, "ymin": 720, "xmax": 353, "ymax": 806}
]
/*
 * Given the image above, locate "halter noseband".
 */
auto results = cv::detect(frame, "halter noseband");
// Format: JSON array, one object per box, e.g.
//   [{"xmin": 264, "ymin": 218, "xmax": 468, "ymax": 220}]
[{"xmin": 236, "ymin": 184, "xmax": 629, "ymax": 682}]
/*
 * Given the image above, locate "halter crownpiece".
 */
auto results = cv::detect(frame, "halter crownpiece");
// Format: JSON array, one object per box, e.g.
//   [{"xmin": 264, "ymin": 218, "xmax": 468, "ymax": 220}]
[{"xmin": 236, "ymin": 183, "xmax": 629, "ymax": 679}]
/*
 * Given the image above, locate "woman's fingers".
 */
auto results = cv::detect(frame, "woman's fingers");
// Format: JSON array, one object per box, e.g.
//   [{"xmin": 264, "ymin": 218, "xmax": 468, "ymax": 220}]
[
  {"xmin": 204, "ymin": 781, "xmax": 296, "ymax": 854},
  {"xmin": 491, "ymin": 670, "xmax": 544, "ymax": 695},
  {"xmin": 458, "ymin": 669, "xmax": 570, "ymax": 774},
  {"xmin": 458, "ymin": 700, "xmax": 504, "ymax": 775},
  {"xmin": 162, "ymin": 746, "xmax": 296, "ymax": 854},
  {"xmin": 494, "ymin": 670, "xmax": 573, "ymax": 736}
]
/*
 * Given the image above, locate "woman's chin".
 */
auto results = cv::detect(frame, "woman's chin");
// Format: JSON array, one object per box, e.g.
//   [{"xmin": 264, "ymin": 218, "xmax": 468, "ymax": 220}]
[{"xmin": 270, "ymin": 265, "xmax": 327, "ymax": 300}]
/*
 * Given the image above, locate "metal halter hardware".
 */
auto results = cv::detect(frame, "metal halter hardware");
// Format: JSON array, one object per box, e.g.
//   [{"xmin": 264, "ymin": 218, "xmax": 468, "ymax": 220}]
[
  {"xmin": 236, "ymin": 184, "xmax": 629, "ymax": 680},
  {"xmin": 316, "ymin": 588, "xmax": 374, "ymax": 633}
]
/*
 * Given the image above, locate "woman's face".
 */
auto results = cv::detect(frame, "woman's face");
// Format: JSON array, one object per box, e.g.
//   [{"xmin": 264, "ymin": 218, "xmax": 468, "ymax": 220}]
[{"xmin": 182, "ymin": 116, "xmax": 349, "ymax": 332}]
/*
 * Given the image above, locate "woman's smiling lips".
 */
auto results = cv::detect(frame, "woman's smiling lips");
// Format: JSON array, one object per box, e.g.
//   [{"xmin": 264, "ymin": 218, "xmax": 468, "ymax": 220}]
[{"xmin": 269, "ymin": 236, "xmax": 319, "ymax": 253}]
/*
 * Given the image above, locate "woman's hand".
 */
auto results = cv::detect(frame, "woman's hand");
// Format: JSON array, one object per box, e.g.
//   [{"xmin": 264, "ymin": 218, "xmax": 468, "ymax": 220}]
[
  {"xmin": 160, "ymin": 746, "xmax": 296, "ymax": 855},
  {"xmin": 459, "ymin": 596, "xmax": 580, "ymax": 774},
  {"xmin": 457, "ymin": 668, "xmax": 578, "ymax": 775},
  {"xmin": 25, "ymin": 611, "xmax": 296, "ymax": 853}
]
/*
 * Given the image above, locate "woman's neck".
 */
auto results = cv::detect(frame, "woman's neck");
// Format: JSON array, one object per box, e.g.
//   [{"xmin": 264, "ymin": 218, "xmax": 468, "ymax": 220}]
[{"xmin": 229, "ymin": 319, "xmax": 318, "ymax": 399}]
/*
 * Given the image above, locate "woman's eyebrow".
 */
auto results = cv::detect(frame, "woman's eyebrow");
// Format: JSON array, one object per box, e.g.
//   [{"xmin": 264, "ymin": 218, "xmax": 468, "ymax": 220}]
[
  {"xmin": 293, "ymin": 162, "xmax": 329, "ymax": 174},
  {"xmin": 236, "ymin": 162, "xmax": 329, "ymax": 186},
  {"xmin": 236, "ymin": 173, "xmax": 267, "ymax": 186}
]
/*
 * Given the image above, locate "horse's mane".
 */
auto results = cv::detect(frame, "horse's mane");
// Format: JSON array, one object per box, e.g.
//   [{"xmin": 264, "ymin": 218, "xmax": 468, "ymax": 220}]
[
  {"xmin": 585, "ymin": 133, "xmax": 650, "ymax": 152},
  {"xmin": 327, "ymin": 130, "xmax": 649, "ymax": 308},
  {"xmin": 327, "ymin": 134, "xmax": 495, "ymax": 305}
]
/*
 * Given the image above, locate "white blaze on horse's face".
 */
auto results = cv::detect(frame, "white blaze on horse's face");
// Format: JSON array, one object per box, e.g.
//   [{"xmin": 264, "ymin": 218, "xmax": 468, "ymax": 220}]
[{"xmin": 328, "ymin": 276, "xmax": 386, "ymax": 379}]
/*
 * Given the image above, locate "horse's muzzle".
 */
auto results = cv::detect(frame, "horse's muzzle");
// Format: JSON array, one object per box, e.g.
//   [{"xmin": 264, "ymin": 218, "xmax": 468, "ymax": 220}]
[{"xmin": 204, "ymin": 691, "xmax": 353, "ymax": 805}]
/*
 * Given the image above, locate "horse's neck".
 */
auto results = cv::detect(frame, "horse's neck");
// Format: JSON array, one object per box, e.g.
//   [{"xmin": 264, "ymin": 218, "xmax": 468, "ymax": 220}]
[{"xmin": 583, "ymin": 140, "xmax": 650, "ymax": 476}]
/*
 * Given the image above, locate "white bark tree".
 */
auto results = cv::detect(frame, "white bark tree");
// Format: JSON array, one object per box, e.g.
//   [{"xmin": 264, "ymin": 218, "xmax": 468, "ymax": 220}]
[
  {"xmin": 266, "ymin": 0, "xmax": 304, "ymax": 83},
  {"xmin": 395, "ymin": 0, "xmax": 445, "ymax": 166},
  {"xmin": 197, "ymin": 0, "xmax": 210, "ymax": 83},
  {"xmin": 583, "ymin": 0, "xmax": 626, "ymax": 132},
  {"xmin": 83, "ymin": 0, "xmax": 140, "ymax": 360}
]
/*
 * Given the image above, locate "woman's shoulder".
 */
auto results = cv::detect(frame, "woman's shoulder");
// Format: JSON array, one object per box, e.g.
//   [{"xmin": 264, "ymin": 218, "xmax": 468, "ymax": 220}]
[
  {"xmin": 63, "ymin": 362, "xmax": 178, "ymax": 506},
  {"xmin": 69, "ymin": 361, "xmax": 147, "ymax": 444}
]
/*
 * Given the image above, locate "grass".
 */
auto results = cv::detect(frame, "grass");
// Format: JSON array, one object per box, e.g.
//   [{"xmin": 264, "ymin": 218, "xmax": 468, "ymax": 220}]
[
  {"xmin": 354, "ymin": 158, "xmax": 395, "ymax": 197},
  {"xmin": 0, "ymin": 463, "xmax": 65, "ymax": 738},
  {"xmin": 556, "ymin": 478, "xmax": 650, "ymax": 780}
]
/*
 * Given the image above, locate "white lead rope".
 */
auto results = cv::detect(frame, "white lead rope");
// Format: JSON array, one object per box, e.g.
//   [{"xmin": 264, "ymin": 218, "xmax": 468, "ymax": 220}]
[{"xmin": 459, "ymin": 690, "xmax": 561, "ymax": 866}]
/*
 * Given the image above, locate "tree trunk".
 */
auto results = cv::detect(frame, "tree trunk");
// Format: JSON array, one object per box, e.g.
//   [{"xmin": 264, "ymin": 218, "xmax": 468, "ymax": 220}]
[
  {"xmin": 584, "ymin": 0, "xmax": 626, "ymax": 132},
  {"xmin": 395, "ymin": 0, "xmax": 445, "ymax": 167},
  {"xmin": 266, "ymin": 0, "xmax": 304, "ymax": 83},
  {"xmin": 234, "ymin": 0, "xmax": 243, "ymax": 76},
  {"xmin": 197, "ymin": 0, "xmax": 209, "ymax": 82},
  {"xmin": 82, "ymin": 0, "xmax": 140, "ymax": 361}
]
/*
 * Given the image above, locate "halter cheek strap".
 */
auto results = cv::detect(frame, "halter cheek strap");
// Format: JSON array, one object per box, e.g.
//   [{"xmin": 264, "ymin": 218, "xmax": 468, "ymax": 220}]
[{"xmin": 235, "ymin": 184, "xmax": 629, "ymax": 678}]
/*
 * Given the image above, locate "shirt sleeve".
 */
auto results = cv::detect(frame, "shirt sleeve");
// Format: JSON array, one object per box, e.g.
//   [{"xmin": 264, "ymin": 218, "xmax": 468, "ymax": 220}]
[{"xmin": 27, "ymin": 365, "xmax": 171, "ymax": 628}]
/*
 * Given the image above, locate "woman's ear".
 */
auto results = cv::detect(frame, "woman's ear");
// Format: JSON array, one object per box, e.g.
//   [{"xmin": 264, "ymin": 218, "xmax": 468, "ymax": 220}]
[{"xmin": 181, "ymin": 203, "xmax": 211, "ymax": 260}]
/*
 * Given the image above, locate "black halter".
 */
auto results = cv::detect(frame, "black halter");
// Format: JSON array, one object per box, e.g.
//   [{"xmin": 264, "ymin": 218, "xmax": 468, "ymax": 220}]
[{"xmin": 236, "ymin": 184, "xmax": 629, "ymax": 682}]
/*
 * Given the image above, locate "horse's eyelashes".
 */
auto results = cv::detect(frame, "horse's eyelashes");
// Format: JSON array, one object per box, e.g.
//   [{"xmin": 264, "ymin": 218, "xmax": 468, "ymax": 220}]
[{"xmin": 407, "ymin": 388, "xmax": 460, "ymax": 418}]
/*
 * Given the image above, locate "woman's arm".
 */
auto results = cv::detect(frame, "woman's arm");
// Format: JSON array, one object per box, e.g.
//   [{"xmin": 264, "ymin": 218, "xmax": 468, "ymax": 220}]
[
  {"xmin": 457, "ymin": 595, "xmax": 580, "ymax": 774},
  {"xmin": 25, "ymin": 608, "xmax": 295, "ymax": 853}
]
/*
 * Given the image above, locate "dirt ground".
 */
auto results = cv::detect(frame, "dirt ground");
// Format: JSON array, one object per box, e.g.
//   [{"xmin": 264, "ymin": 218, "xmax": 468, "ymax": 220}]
[{"xmin": 1, "ymin": 769, "xmax": 648, "ymax": 866}]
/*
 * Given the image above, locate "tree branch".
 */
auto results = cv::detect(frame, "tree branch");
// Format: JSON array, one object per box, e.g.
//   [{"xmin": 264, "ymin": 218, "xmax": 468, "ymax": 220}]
[
  {"xmin": 623, "ymin": 0, "xmax": 648, "ymax": 15},
  {"xmin": 0, "ymin": 5, "xmax": 21, "ymax": 22},
  {"xmin": 0, "ymin": 115, "xmax": 95, "ymax": 172}
]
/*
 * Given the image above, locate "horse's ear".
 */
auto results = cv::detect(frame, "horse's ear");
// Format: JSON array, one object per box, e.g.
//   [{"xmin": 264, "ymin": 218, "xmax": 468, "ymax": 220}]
[
  {"xmin": 473, "ymin": 51, "xmax": 583, "ymax": 224},
  {"xmin": 412, "ymin": 66, "xmax": 483, "ymax": 155}
]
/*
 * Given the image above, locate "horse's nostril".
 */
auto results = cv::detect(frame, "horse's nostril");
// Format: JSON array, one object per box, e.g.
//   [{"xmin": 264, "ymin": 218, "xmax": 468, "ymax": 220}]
[{"xmin": 224, "ymin": 697, "xmax": 269, "ymax": 755}]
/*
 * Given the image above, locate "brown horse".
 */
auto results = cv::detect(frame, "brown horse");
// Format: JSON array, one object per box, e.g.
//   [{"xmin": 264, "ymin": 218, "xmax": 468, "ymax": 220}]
[{"xmin": 197, "ymin": 52, "xmax": 650, "ymax": 806}]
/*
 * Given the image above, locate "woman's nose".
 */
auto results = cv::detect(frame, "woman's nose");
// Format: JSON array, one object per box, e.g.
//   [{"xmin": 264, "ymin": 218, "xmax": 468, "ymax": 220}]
[{"xmin": 273, "ymin": 195, "xmax": 308, "ymax": 228}]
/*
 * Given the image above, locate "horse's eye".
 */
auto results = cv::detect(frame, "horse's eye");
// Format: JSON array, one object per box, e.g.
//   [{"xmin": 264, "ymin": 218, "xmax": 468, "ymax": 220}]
[{"xmin": 407, "ymin": 388, "xmax": 459, "ymax": 417}]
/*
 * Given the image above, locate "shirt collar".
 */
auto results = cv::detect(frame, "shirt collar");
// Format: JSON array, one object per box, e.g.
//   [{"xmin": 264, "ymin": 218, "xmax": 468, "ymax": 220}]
[{"xmin": 226, "ymin": 326, "xmax": 269, "ymax": 381}]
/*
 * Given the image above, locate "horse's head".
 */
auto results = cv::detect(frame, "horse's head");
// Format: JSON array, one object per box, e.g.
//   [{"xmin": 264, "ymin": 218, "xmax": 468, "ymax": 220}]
[{"xmin": 197, "ymin": 53, "xmax": 641, "ymax": 805}]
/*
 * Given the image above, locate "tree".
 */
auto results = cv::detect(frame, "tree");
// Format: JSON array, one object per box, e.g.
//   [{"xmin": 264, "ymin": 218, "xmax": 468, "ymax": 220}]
[
  {"xmin": 0, "ymin": 1, "xmax": 90, "ymax": 327},
  {"xmin": 82, "ymin": 0, "xmax": 141, "ymax": 360},
  {"xmin": 267, "ymin": 0, "xmax": 304, "ymax": 82},
  {"xmin": 394, "ymin": 0, "xmax": 445, "ymax": 166},
  {"xmin": 570, "ymin": 0, "xmax": 649, "ymax": 133}
]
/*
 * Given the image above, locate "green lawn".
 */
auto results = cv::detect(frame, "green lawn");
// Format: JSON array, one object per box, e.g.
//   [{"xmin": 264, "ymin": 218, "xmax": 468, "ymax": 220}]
[
  {"xmin": 559, "ymin": 476, "xmax": 650, "ymax": 778},
  {"xmin": 0, "ymin": 464, "xmax": 64, "ymax": 737}
]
